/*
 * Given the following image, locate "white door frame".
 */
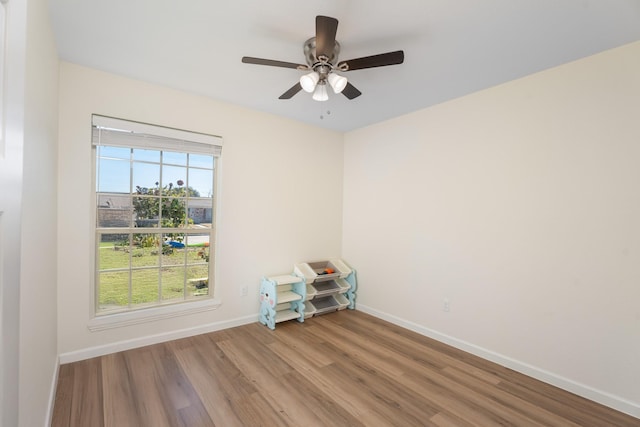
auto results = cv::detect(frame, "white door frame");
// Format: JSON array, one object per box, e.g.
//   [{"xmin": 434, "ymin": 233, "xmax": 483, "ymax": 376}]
[{"xmin": 0, "ymin": 0, "xmax": 26, "ymax": 425}]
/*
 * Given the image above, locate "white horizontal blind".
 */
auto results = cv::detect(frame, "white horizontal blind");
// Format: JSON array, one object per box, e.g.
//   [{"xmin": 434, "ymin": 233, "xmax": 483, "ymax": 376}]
[{"xmin": 91, "ymin": 115, "xmax": 222, "ymax": 156}]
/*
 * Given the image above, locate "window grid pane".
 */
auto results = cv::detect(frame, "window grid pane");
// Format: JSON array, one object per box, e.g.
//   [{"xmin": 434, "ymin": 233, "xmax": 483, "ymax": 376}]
[{"xmin": 96, "ymin": 144, "xmax": 215, "ymax": 315}]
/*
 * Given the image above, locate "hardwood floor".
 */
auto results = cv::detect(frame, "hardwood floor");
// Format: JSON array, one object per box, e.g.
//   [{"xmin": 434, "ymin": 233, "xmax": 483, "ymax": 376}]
[{"xmin": 52, "ymin": 310, "xmax": 638, "ymax": 426}]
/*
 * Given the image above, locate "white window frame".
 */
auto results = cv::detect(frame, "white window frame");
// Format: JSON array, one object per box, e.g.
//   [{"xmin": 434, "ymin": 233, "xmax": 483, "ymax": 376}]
[{"xmin": 88, "ymin": 115, "xmax": 223, "ymax": 331}]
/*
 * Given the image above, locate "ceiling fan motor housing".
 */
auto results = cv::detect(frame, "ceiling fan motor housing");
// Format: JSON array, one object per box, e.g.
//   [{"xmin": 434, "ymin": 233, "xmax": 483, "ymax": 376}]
[{"xmin": 304, "ymin": 37, "xmax": 341, "ymax": 80}]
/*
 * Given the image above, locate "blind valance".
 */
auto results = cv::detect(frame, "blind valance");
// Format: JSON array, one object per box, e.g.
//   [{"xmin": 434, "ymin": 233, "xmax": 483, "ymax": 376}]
[{"xmin": 91, "ymin": 115, "xmax": 222, "ymax": 157}]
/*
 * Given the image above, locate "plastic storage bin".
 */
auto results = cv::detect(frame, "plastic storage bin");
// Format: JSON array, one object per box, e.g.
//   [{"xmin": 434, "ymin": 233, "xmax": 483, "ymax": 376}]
[{"xmin": 293, "ymin": 259, "xmax": 356, "ymax": 318}]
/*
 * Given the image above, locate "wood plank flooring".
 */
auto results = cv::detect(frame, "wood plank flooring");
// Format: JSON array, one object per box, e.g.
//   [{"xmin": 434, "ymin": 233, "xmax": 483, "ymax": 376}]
[{"xmin": 52, "ymin": 310, "xmax": 639, "ymax": 426}]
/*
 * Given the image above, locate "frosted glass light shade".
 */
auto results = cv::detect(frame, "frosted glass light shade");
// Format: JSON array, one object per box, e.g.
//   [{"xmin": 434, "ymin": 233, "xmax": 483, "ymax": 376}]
[
  {"xmin": 312, "ymin": 84, "xmax": 329, "ymax": 101},
  {"xmin": 300, "ymin": 72, "xmax": 320, "ymax": 93},
  {"xmin": 328, "ymin": 73, "xmax": 348, "ymax": 94}
]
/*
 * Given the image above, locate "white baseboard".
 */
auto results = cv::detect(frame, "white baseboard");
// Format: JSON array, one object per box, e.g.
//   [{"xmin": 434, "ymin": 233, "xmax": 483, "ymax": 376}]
[
  {"xmin": 45, "ymin": 356, "xmax": 60, "ymax": 427},
  {"xmin": 59, "ymin": 314, "xmax": 257, "ymax": 364},
  {"xmin": 356, "ymin": 304, "xmax": 640, "ymax": 419}
]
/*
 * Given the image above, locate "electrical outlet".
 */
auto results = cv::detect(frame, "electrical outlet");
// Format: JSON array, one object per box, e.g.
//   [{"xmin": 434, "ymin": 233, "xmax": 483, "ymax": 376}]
[
  {"xmin": 443, "ymin": 298, "xmax": 450, "ymax": 312},
  {"xmin": 241, "ymin": 285, "xmax": 248, "ymax": 297}
]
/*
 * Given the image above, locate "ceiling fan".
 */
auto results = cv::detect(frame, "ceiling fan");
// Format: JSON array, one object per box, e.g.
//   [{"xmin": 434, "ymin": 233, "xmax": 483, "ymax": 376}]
[{"xmin": 242, "ymin": 15, "xmax": 404, "ymax": 101}]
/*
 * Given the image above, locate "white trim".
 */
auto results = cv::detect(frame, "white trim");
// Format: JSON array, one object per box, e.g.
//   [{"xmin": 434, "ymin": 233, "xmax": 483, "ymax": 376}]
[
  {"xmin": 45, "ymin": 357, "xmax": 60, "ymax": 427},
  {"xmin": 88, "ymin": 297, "xmax": 222, "ymax": 331},
  {"xmin": 0, "ymin": 1, "xmax": 7, "ymax": 152},
  {"xmin": 356, "ymin": 304, "xmax": 640, "ymax": 419},
  {"xmin": 62, "ymin": 312, "xmax": 257, "ymax": 364}
]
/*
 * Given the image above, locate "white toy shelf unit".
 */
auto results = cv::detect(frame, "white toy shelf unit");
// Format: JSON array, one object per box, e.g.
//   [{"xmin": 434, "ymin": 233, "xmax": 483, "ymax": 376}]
[{"xmin": 259, "ymin": 259, "xmax": 357, "ymax": 330}]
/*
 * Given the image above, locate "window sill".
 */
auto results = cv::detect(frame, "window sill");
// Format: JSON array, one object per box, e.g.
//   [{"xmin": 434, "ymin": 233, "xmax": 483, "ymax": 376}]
[{"xmin": 87, "ymin": 297, "xmax": 222, "ymax": 332}]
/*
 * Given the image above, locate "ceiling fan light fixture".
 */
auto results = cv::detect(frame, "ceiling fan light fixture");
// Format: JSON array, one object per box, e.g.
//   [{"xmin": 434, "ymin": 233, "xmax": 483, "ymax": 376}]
[
  {"xmin": 312, "ymin": 83, "xmax": 329, "ymax": 101},
  {"xmin": 328, "ymin": 72, "xmax": 348, "ymax": 94},
  {"xmin": 300, "ymin": 71, "xmax": 320, "ymax": 93}
]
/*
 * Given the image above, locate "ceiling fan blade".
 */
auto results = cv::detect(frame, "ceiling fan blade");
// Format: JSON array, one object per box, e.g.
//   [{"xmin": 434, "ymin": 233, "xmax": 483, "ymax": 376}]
[
  {"xmin": 242, "ymin": 56, "xmax": 308, "ymax": 70},
  {"xmin": 342, "ymin": 82, "xmax": 362, "ymax": 100},
  {"xmin": 316, "ymin": 15, "xmax": 338, "ymax": 59},
  {"xmin": 338, "ymin": 50, "xmax": 404, "ymax": 71},
  {"xmin": 279, "ymin": 82, "xmax": 303, "ymax": 99}
]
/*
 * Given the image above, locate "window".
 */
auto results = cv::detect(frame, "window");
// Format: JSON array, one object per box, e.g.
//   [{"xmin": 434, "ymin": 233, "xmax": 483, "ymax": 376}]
[{"xmin": 92, "ymin": 115, "xmax": 222, "ymax": 317}]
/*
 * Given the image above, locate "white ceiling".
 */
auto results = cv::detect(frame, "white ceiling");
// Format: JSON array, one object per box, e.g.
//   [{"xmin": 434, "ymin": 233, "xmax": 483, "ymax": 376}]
[{"xmin": 49, "ymin": 0, "xmax": 640, "ymax": 132}]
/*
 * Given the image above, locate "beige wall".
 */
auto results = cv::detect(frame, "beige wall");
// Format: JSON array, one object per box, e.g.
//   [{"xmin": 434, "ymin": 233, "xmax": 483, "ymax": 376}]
[
  {"xmin": 19, "ymin": 0, "xmax": 59, "ymax": 422},
  {"xmin": 57, "ymin": 62, "xmax": 344, "ymax": 356},
  {"xmin": 55, "ymin": 33, "xmax": 640, "ymax": 419},
  {"xmin": 343, "ymin": 41, "xmax": 640, "ymax": 416}
]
